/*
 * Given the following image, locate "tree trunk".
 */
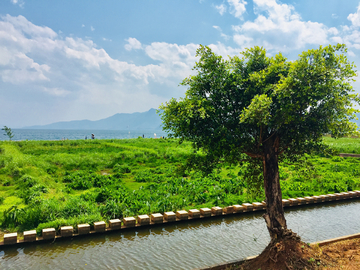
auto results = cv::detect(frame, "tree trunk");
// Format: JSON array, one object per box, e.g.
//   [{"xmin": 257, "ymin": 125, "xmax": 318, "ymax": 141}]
[{"xmin": 262, "ymin": 136, "xmax": 287, "ymax": 241}]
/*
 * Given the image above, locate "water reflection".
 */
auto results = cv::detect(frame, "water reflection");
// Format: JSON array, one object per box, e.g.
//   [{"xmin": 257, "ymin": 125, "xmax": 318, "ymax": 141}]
[{"xmin": 0, "ymin": 200, "xmax": 359, "ymax": 270}]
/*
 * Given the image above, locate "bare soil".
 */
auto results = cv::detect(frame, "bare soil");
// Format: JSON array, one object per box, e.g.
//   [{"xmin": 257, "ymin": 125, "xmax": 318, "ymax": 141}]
[{"xmin": 224, "ymin": 237, "xmax": 360, "ymax": 270}]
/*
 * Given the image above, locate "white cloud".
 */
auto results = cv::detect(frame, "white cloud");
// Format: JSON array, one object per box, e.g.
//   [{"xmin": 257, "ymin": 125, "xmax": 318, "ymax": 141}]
[
  {"xmin": 90, "ymin": 26, "xmax": 95, "ymax": 31},
  {"xmin": 144, "ymin": 42, "xmax": 198, "ymax": 80},
  {"xmin": 42, "ymin": 87, "xmax": 70, "ymax": 96},
  {"xmin": 334, "ymin": 5, "xmax": 360, "ymax": 50},
  {"xmin": 233, "ymin": 34, "xmax": 253, "ymax": 47},
  {"xmin": 11, "ymin": 0, "xmax": 24, "ymax": 8},
  {"xmin": 231, "ymin": 0, "xmax": 330, "ymax": 51},
  {"xmin": 348, "ymin": 50, "xmax": 356, "ymax": 57},
  {"xmin": 208, "ymin": 42, "xmax": 241, "ymax": 57},
  {"xmin": 228, "ymin": 0, "xmax": 247, "ymax": 19},
  {"xmin": 124, "ymin": 37, "xmax": 142, "ymax": 51},
  {"xmin": 330, "ymin": 36, "xmax": 343, "ymax": 43},
  {"xmin": 213, "ymin": 25, "xmax": 230, "ymax": 40},
  {"xmin": 328, "ymin": 27, "xmax": 339, "ymax": 35},
  {"xmin": 348, "ymin": 4, "xmax": 360, "ymax": 28},
  {"xmin": 215, "ymin": 4, "xmax": 227, "ymax": 15},
  {"xmin": 0, "ymin": 15, "xmax": 203, "ymax": 126}
]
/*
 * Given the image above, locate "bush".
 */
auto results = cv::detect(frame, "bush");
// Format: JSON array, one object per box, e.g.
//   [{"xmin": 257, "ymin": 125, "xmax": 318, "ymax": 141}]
[
  {"xmin": 17, "ymin": 174, "xmax": 38, "ymax": 188},
  {"xmin": 113, "ymin": 164, "xmax": 131, "ymax": 174},
  {"xmin": 134, "ymin": 170, "xmax": 165, "ymax": 183},
  {"xmin": 63, "ymin": 171, "xmax": 94, "ymax": 190},
  {"xmin": 1, "ymin": 206, "xmax": 25, "ymax": 229},
  {"xmin": 36, "ymin": 213, "xmax": 103, "ymax": 235}
]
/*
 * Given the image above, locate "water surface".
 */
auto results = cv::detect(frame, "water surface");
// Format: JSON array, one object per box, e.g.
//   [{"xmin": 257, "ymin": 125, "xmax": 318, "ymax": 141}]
[
  {"xmin": 0, "ymin": 129, "xmax": 167, "ymax": 141},
  {"xmin": 1, "ymin": 200, "xmax": 359, "ymax": 270}
]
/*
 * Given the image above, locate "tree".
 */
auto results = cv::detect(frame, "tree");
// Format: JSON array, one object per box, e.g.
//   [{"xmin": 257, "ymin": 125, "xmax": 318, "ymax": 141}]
[
  {"xmin": 160, "ymin": 44, "xmax": 359, "ymax": 243},
  {"xmin": 2, "ymin": 126, "xmax": 14, "ymax": 141}
]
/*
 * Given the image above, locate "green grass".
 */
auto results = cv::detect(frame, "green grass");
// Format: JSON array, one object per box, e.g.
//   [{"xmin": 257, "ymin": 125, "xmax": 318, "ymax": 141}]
[
  {"xmin": 322, "ymin": 136, "xmax": 360, "ymax": 154},
  {"xmin": 0, "ymin": 137, "xmax": 359, "ymax": 233}
]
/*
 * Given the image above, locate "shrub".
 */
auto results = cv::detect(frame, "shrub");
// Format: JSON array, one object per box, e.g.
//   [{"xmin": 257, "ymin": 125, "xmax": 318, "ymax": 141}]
[
  {"xmin": 1, "ymin": 206, "xmax": 25, "ymax": 229},
  {"xmin": 99, "ymin": 200, "xmax": 126, "ymax": 219},
  {"xmin": 113, "ymin": 164, "xmax": 131, "ymax": 174},
  {"xmin": 63, "ymin": 171, "xmax": 94, "ymax": 190}
]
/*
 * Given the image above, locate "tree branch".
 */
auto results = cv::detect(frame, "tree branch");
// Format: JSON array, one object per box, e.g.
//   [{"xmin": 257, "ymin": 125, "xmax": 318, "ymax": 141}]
[{"xmin": 245, "ymin": 152, "xmax": 263, "ymax": 158}]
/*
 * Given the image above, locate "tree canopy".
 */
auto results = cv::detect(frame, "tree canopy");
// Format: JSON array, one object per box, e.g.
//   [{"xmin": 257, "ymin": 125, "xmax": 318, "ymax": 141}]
[
  {"xmin": 160, "ymin": 44, "xmax": 359, "ymax": 242},
  {"xmin": 160, "ymin": 44, "xmax": 359, "ymax": 169}
]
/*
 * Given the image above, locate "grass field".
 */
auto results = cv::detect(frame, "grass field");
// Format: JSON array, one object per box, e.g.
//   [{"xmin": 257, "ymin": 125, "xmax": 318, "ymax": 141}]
[{"xmin": 0, "ymin": 137, "xmax": 359, "ymax": 234}]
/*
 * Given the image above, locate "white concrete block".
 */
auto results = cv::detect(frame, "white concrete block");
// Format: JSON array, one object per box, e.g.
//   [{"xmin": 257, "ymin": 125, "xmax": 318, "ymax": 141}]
[
  {"xmin": 42, "ymin": 228, "xmax": 56, "ymax": 240},
  {"xmin": 176, "ymin": 210, "xmax": 188, "ymax": 220},
  {"xmin": 242, "ymin": 203, "xmax": 254, "ymax": 211},
  {"xmin": 188, "ymin": 209, "xmax": 200, "ymax": 218},
  {"xmin": 282, "ymin": 199, "xmax": 290, "ymax": 207},
  {"xmin": 4, "ymin": 233, "xmax": 17, "ymax": 245},
  {"xmin": 288, "ymin": 198, "xmax": 299, "ymax": 206},
  {"xmin": 233, "ymin": 205, "xmax": 244, "ymax": 213},
  {"xmin": 151, "ymin": 213, "xmax": 163, "ymax": 224},
  {"xmin": 60, "ymin": 226, "xmax": 73, "ymax": 237},
  {"xmin": 200, "ymin": 208, "xmax": 211, "ymax": 217},
  {"xmin": 223, "ymin": 206, "xmax": 234, "ymax": 214},
  {"xmin": 164, "ymin": 212, "xmax": 176, "ymax": 222},
  {"xmin": 24, "ymin": 230, "xmax": 36, "ymax": 242},
  {"xmin": 211, "ymin": 206, "xmax": 223, "ymax": 215},
  {"xmin": 109, "ymin": 219, "xmax": 122, "ymax": 230},
  {"xmin": 252, "ymin": 202, "xmax": 264, "ymax": 210},
  {"xmin": 78, "ymin": 224, "xmax": 90, "ymax": 235},
  {"xmin": 123, "ymin": 217, "xmax": 136, "ymax": 227}
]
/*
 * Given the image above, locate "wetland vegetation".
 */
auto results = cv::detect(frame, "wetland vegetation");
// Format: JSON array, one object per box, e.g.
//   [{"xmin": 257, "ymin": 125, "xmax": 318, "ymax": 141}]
[{"xmin": 0, "ymin": 136, "xmax": 359, "ymax": 234}]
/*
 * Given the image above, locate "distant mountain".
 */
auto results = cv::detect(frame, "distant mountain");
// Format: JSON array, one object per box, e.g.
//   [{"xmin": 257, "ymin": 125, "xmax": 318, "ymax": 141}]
[
  {"xmin": 19, "ymin": 111, "xmax": 360, "ymax": 131},
  {"xmin": 23, "ymin": 108, "xmax": 163, "ymax": 130}
]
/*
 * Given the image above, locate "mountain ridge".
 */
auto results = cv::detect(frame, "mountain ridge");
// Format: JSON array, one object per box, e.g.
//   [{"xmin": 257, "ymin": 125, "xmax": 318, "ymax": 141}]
[
  {"xmin": 20, "ymin": 111, "xmax": 360, "ymax": 130},
  {"xmin": 22, "ymin": 108, "xmax": 163, "ymax": 130}
]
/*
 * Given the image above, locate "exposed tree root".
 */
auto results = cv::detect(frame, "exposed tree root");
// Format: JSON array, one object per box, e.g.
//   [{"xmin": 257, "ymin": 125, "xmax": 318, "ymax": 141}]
[{"xmin": 237, "ymin": 230, "xmax": 320, "ymax": 270}]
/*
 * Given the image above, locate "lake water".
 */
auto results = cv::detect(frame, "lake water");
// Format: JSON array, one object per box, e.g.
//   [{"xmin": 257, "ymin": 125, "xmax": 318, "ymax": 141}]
[{"xmin": 0, "ymin": 129, "xmax": 168, "ymax": 141}]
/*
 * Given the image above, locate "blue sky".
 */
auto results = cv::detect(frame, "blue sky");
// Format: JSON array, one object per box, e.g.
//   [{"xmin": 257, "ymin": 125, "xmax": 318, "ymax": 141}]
[{"xmin": 1, "ymin": 0, "xmax": 360, "ymax": 127}]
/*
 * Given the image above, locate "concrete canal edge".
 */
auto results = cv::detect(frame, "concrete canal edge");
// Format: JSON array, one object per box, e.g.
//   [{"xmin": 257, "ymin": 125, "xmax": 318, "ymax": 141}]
[
  {"xmin": 0, "ymin": 190, "xmax": 359, "ymax": 247},
  {"xmin": 194, "ymin": 232, "xmax": 360, "ymax": 270}
]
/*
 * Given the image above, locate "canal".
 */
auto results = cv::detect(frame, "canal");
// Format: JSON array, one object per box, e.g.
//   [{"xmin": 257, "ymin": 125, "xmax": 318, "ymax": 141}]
[{"xmin": 1, "ymin": 199, "xmax": 359, "ymax": 269}]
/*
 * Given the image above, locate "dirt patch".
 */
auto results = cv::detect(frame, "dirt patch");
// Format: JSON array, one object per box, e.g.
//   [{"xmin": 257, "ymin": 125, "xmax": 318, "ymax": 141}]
[
  {"xmin": 316, "ymin": 238, "xmax": 360, "ymax": 269},
  {"xmin": 222, "ymin": 238, "xmax": 360, "ymax": 270}
]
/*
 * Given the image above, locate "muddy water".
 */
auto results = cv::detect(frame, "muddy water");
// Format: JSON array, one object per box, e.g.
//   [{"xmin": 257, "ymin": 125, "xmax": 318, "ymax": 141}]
[{"xmin": 1, "ymin": 200, "xmax": 359, "ymax": 270}]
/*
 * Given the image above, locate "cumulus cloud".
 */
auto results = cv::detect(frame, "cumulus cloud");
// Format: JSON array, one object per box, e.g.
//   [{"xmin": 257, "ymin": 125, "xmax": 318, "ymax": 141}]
[
  {"xmin": 124, "ymin": 37, "xmax": 142, "ymax": 51},
  {"xmin": 348, "ymin": 4, "xmax": 360, "ymax": 28},
  {"xmin": 332, "ymin": 4, "xmax": 360, "ymax": 51},
  {"xmin": 0, "ymin": 15, "xmax": 202, "ymax": 126},
  {"xmin": 231, "ymin": 0, "xmax": 332, "ymax": 51},
  {"xmin": 228, "ymin": 0, "xmax": 247, "ymax": 19},
  {"xmin": 215, "ymin": 4, "xmax": 227, "ymax": 15}
]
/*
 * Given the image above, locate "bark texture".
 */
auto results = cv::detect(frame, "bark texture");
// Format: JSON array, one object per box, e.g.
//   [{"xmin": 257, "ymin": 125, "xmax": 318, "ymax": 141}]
[{"xmin": 262, "ymin": 136, "xmax": 287, "ymax": 240}]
